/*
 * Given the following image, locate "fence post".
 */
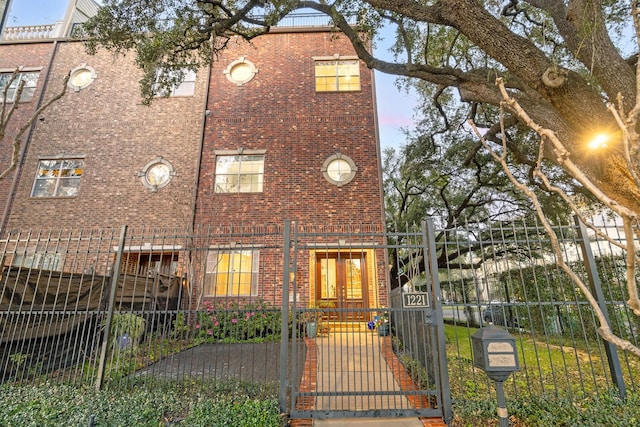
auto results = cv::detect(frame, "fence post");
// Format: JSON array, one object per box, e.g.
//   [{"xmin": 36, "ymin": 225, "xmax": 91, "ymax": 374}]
[
  {"xmin": 574, "ymin": 216, "xmax": 626, "ymax": 398},
  {"xmin": 95, "ymin": 225, "xmax": 127, "ymax": 392},
  {"xmin": 424, "ymin": 219, "xmax": 453, "ymax": 423},
  {"xmin": 279, "ymin": 220, "xmax": 292, "ymax": 414}
]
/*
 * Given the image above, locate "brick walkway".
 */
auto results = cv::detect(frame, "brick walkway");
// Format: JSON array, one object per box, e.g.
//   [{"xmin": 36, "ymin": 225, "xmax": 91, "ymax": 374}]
[{"xmin": 291, "ymin": 334, "xmax": 447, "ymax": 427}]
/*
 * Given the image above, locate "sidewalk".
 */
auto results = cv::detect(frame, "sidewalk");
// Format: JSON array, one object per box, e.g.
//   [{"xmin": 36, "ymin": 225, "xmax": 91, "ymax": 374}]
[{"xmin": 292, "ymin": 332, "xmax": 447, "ymax": 427}]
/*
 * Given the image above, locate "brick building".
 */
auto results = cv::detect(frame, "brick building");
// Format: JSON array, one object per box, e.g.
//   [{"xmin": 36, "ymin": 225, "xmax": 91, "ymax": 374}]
[
  {"xmin": 195, "ymin": 30, "xmax": 386, "ymax": 314},
  {"xmin": 0, "ymin": 4, "xmax": 387, "ymax": 315}
]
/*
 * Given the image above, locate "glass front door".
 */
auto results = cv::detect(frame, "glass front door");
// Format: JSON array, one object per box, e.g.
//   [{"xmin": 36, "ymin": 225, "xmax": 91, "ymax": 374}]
[{"xmin": 316, "ymin": 253, "xmax": 367, "ymax": 321}]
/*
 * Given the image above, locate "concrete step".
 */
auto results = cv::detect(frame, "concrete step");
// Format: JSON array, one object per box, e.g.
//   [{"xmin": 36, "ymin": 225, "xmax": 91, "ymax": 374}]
[{"xmin": 324, "ymin": 321, "xmax": 370, "ymax": 333}]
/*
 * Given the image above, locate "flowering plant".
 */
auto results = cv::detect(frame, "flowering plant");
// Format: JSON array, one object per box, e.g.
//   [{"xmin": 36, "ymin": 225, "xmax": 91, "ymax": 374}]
[
  {"xmin": 194, "ymin": 299, "xmax": 281, "ymax": 343},
  {"xmin": 375, "ymin": 310, "xmax": 389, "ymax": 327}
]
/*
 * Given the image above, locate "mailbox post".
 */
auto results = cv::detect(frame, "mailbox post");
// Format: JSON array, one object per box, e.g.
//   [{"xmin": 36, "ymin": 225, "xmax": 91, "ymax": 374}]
[{"xmin": 472, "ymin": 325, "xmax": 520, "ymax": 427}]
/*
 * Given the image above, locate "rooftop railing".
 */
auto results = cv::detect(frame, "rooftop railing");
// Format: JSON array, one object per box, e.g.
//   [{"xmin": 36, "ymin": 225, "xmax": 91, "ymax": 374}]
[
  {"xmin": 1, "ymin": 21, "xmax": 64, "ymax": 41},
  {"xmin": 2, "ymin": 12, "xmax": 356, "ymax": 42}
]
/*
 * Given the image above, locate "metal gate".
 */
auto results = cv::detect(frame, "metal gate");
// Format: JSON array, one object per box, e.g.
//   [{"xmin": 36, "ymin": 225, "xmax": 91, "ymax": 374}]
[{"xmin": 280, "ymin": 220, "xmax": 452, "ymax": 422}]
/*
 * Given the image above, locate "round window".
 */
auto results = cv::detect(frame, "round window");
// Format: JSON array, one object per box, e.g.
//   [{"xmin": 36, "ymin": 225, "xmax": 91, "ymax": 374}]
[
  {"xmin": 223, "ymin": 57, "xmax": 258, "ymax": 86},
  {"xmin": 322, "ymin": 154, "xmax": 357, "ymax": 186},
  {"xmin": 68, "ymin": 64, "xmax": 97, "ymax": 91},
  {"xmin": 145, "ymin": 163, "xmax": 171, "ymax": 187},
  {"xmin": 138, "ymin": 157, "xmax": 175, "ymax": 191}
]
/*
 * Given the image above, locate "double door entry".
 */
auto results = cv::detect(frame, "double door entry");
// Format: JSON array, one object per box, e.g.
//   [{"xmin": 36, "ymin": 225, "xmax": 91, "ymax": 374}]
[{"xmin": 315, "ymin": 252, "xmax": 367, "ymax": 321}]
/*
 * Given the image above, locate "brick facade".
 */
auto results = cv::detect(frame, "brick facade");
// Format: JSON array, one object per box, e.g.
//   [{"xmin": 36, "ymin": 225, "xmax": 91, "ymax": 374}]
[
  {"xmin": 4, "ymin": 41, "xmax": 207, "ymax": 230},
  {"xmin": 0, "ymin": 42, "xmax": 55, "ymax": 228},
  {"xmin": 192, "ymin": 30, "xmax": 386, "ymax": 309},
  {"xmin": 1, "ymin": 29, "xmax": 387, "ymax": 310},
  {"xmin": 194, "ymin": 30, "xmax": 384, "ymax": 227}
]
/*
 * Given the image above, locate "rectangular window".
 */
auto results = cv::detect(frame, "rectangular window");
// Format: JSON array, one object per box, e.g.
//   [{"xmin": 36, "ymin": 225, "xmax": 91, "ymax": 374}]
[
  {"xmin": 12, "ymin": 252, "xmax": 62, "ymax": 271},
  {"xmin": 214, "ymin": 155, "xmax": 264, "ymax": 193},
  {"xmin": 315, "ymin": 60, "xmax": 360, "ymax": 92},
  {"xmin": 31, "ymin": 159, "xmax": 84, "ymax": 198},
  {"xmin": 205, "ymin": 250, "xmax": 259, "ymax": 296},
  {"xmin": 153, "ymin": 69, "xmax": 196, "ymax": 97},
  {"xmin": 0, "ymin": 71, "xmax": 39, "ymax": 102}
]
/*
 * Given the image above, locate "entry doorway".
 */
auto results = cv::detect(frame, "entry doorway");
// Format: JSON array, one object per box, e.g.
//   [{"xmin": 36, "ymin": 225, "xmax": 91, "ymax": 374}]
[{"xmin": 315, "ymin": 252, "xmax": 367, "ymax": 321}]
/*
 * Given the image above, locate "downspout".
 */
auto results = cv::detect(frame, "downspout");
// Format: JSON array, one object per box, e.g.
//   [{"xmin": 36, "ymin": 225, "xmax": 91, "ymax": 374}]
[
  {"xmin": 371, "ymin": 69, "xmax": 386, "ymax": 234},
  {"xmin": 0, "ymin": 0, "xmax": 14, "ymax": 36},
  {"xmin": 371, "ymin": 68, "xmax": 391, "ymax": 301},
  {"xmin": 0, "ymin": 39, "xmax": 59, "ymax": 232},
  {"xmin": 185, "ymin": 59, "xmax": 212, "ymax": 313},
  {"xmin": 189, "ymin": 62, "xmax": 212, "ymax": 231}
]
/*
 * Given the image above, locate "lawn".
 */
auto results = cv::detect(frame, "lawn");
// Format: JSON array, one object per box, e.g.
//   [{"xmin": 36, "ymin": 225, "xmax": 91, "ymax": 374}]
[{"xmin": 444, "ymin": 324, "xmax": 640, "ymax": 426}]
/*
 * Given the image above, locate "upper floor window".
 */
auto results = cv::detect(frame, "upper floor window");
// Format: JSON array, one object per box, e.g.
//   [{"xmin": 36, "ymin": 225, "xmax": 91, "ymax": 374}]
[
  {"xmin": 0, "ymin": 71, "xmax": 39, "ymax": 102},
  {"xmin": 153, "ymin": 69, "xmax": 196, "ymax": 97},
  {"xmin": 314, "ymin": 57, "xmax": 360, "ymax": 92},
  {"xmin": 31, "ymin": 159, "xmax": 84, "ymax": 198},
  {"xmin": 214, "ymin": 153, "xmax": 264, "ymax": 193}
]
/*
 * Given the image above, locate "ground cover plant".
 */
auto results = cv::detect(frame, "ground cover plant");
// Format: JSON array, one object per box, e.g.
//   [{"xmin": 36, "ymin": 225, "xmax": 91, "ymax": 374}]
[{"xmin": 0, "ymin": 379, "xmax": 284, "ymax": 427}]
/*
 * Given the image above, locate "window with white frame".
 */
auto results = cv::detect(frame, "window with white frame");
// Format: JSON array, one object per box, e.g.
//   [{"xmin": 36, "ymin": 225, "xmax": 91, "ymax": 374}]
[
  {"xmin": 214, "ymin": 154, "xmax": 264, "ymax": 193},
  {"xmin": 153, "ymin": 69, "xmax": 196, "ymax": 97},
  {"xmin": 0, "ymin": 71, "xmax": 39, "ymax": 102},
  {"xmin": 204, "ymin": 250, "xmax": 259, "ymax": 296},
  {"xmin": 12, "ymin": 252, "xmax": 62, "ymax": 271},
  {"xmin": 314, "ymin": 58, "xmax": 360, "ymax": 92},
  {"xmin": 31, "ymin": 159, "xmax": 84, "ymax": 198}
]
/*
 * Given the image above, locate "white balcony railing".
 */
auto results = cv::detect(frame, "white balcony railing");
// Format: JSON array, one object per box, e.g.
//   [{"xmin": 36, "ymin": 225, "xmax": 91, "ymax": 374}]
[{"xmin": 1, "ymin": 21, "xmax": 64, "ymax": 41}]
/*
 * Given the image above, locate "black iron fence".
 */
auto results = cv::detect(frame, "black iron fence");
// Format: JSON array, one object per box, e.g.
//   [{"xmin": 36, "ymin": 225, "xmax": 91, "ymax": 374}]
[
  {"xmin": 0, "ymin": 217, "xmax": 638, "ymax": 416},
  {"xmin": 438, "ymin": 216, "xmax": 639, "ymax": 402}
]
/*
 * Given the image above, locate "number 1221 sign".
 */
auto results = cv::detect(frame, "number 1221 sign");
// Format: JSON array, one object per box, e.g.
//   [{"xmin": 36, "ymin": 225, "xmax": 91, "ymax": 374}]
[{"xmin": 402, "ymin": 292, "xmax": 430, "ymax": 308}]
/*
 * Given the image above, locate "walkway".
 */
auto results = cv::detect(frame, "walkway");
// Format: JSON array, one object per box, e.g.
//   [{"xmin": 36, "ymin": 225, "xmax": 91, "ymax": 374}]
[{"xmin": 292, "ymin": 332, "xmax": 447, "ymax": 427}]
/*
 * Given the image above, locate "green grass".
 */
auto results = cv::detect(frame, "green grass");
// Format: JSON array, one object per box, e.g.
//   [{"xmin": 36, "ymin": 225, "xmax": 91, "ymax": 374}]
[
  {"xmin": 445, "ymin": 323, "xmax": 640, "ymax": 397},
  {"xmin": 444, "ymin": 323, "xmax": 640, "ymax": 426}
]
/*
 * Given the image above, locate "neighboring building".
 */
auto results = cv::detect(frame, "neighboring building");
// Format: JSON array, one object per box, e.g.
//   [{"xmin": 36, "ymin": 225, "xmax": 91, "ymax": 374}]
[
  {"xmin": 0, "ymin": 40, "xmax": 56, "ymax": 227},
  {"xmin": 0, "ymin": 4, "xmax": 387, "ymax": 315}
]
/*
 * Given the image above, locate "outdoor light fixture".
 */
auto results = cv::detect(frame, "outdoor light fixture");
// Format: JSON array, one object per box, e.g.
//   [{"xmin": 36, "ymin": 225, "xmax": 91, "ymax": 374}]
[{"xmin": 472, "ymin": 325, "xmax": 520, "ymax": 427}]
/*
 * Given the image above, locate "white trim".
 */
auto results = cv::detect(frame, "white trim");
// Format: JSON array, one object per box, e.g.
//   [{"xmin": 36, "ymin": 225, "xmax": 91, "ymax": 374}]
[
  {"xmin": 304, "ymin": 242, "xmax": 380, "ymax": 249},
  {"xmin": 112, "ymin": 245, "xmax": 183, "ymax": 252},
  {"xmin": 312, "ymin": 54, "xmax": 358, "ymax": 61},
  {"xmin": 214, "ymin": 149, "xmax": 267, "ymax": 155},
  {"xmin": 207, "ymin": 243, "xmax": 265, "ymax": 249},
  {"xmin": 0, "ymin": 67, "xmax": 43, "ymax": 73}
]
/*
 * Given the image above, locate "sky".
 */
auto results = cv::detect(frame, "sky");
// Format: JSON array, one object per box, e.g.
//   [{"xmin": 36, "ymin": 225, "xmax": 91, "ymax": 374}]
[{"xmin": 5, "ymin": 0, "xmax": 416, "ymax": 151}]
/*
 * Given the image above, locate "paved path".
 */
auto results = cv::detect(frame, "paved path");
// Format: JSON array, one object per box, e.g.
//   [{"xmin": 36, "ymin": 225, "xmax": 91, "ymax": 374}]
[
  {"xmin": 315, "ymin": 333, "xmax": 413, "ymax": 412},
  {"xmin": 291, "ymin": 332, "xmax": 446, "ymax": 427}
]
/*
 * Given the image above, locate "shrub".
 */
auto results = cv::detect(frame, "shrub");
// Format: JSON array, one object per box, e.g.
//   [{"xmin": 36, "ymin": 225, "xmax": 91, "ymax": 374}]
[
  {"xmin": 182, "ymin": 398, "xmax": 283, "ymax": 427},
  {"xmin": 451, "ymin": 392, "xmax": 640, "ymax": 427},
  {"xmin": 194, "ymin": 300, "xmax": 282, "ymax": 343},
  {"xmin": 0, "ymin": 380, "xmax": 283, "ymax": 427},
  {"xmin": 105, "ymin": 313, "xmax": 146, "ymax": 352}
]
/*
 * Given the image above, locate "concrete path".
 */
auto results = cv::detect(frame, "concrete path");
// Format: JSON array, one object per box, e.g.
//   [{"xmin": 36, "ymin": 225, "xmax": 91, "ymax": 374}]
[
  {"xmin": 314, "ymin": 417, "xmax": 425, "ymax": 426},
  {"xmin": 309, "ymin": 332, "xmax": 428, "ymax": 426}
]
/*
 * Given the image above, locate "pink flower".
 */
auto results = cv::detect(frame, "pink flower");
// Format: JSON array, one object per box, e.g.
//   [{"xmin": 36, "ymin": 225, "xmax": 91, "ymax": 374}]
[
  {"xmin": 245, "ymin": 312, "xmax": 251, "ymax": 318},
  {"xmin": 207, "ymin": 329, "xmax": 213, "ymax": 335},
  {"xmin": 195, "ymin": 323, "xmax": 201, "ymax": 329},
  {"xmin": 232, "ymin": 318, "xmax": 238, "ymax": 323},
  {"xmin": 214, "ymin": 321, "xmax": 219, "ymax": 327}
]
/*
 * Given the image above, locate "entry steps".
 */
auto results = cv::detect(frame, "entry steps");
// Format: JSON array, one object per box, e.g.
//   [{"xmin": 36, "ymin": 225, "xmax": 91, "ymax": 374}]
[{"xmin": 322, "ymin": 321, "xmax": 370, "ymax": 333}]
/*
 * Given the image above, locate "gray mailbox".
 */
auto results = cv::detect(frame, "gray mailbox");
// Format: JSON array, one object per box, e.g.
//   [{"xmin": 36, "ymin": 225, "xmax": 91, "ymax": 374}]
[
  {"xmin": 472, "ymin": 325, "xmax": 520, "ymax": 427},
  {"xmin": 472, "ymin": 325, "xmax": 520, "ymax": 380}
]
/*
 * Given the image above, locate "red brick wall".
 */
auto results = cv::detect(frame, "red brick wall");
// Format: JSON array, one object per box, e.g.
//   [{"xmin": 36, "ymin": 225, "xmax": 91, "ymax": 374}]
[
  {"xmin": 194, "ymin": 30, "xmax": 384, "ymax": 227},
  {"xmin": 0, "ymin": 42, "xmax": 55, "ymax": 228},
  {"xmin": 5, "ymin": 41, "xmax": 207, "ymax": 230}
]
